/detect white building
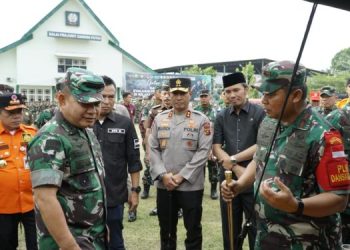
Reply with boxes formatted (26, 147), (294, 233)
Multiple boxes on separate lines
(0, 0), (153, 102)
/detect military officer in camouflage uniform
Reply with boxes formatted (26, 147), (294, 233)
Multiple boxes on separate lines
(313, 85), (337, 116)
(27, 68), (108, 250)
(149, 78), (213, 249)
(140, 85), (162, 199)
(194, 89), (219, 199)
(34, 82), (64, 129)
(221, 61), (350, 249)
(326, 101), (350, 244)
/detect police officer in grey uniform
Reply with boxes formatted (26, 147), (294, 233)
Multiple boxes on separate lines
(149, 78), (213, 250)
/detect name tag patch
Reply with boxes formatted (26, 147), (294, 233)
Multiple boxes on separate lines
(108, 128), (125, 134)
(134, 139), (140, 149)
(328, 162), (350, 187)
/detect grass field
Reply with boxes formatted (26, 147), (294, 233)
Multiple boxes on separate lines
(19, 124), (249, 250)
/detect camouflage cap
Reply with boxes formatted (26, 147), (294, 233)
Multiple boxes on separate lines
(320, 86), (336, 97)
(161, 84), (170, 92)
(199, 89), (210, 96)
(154, 83), (162, 91)
(62, 67), (105, 103)
(258, 60), (307, 94)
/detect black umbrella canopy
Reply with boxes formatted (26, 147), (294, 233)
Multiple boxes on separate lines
(304, 0), (350, 11)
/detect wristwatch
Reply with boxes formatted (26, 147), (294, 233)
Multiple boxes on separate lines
(230, 155), (237, 166)
(131, 186), (141, 194)
(293, 197), (304, 216)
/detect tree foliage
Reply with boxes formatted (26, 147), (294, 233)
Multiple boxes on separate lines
(331, 47), (350, 73)
(235, 62), (260, 98)
(182, 65), (217, 77)
(307, 72), (350, 93)
(308, 47), (350, 94)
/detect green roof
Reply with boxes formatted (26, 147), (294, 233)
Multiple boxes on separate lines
(0, 0), (153, 72)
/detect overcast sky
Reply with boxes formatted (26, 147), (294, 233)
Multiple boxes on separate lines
(0, 0), (349, 71)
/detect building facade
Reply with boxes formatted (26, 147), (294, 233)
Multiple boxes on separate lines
(0, 0), (153, 101)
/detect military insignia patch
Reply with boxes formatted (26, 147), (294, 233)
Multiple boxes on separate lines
(0, 159), (7, 168)
(203, 122), (211, 136)
(317, 130), (350, 191)
(134, 139), (140, 149)
(0, 143), (9, 150)
(22, 133), (33, 143)
(188, 119), (195, 128)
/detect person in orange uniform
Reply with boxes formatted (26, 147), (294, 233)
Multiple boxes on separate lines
(0, 93), (37, 250)
(336, 79), (350, 108)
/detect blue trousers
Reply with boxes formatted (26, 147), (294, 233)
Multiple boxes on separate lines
(107, 205), (125, 250)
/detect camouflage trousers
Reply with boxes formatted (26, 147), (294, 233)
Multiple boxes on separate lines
(342, 212), (350, 244)
(206, 160), (219, 184)
(142, 163), (153, 186)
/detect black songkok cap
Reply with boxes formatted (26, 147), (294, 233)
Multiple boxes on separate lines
(222, 72), (246, 89)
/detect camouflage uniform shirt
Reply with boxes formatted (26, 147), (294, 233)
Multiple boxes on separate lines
(28, 111), (107, 250)
(34, 107), (57, 129)
(327, 103), (350, 216)
(312, 105), (337, 117)
(194, 104), (216, 122)
(254, 106), (350, 250)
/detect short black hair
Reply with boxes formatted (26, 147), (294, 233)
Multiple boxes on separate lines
(102, 75), (116, 89)
(122, 92), (131, 99)
(283, 83), (308, 101)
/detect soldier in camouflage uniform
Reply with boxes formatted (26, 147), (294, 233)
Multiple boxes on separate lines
(139, 85), (162, 199)
(33, 107), (57, 128)
(144, 85), (173, 216)
(27, 67), (108, 250)
(135, 98), (143, 124)
(313, 85), (337, 116)
(326, 101), (350, 244)
(194, 89), (219, 199)
(221, 61), (350, 249)
(34, 82), (64, 129)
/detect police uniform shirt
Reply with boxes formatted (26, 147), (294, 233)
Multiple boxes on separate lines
(149, 109), (213, 191)
(93, 111), (142, 207)
(213, 101), (265, 167)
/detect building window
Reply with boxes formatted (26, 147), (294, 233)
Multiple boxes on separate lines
(58, 58), (87, 73)
(19, 87), (52, 102)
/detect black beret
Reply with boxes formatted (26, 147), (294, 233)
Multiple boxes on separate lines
(222, 72), (246, 89)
